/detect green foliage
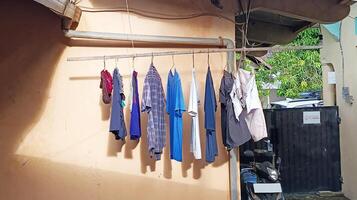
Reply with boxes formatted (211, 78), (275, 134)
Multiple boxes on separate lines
(254, 28), (322, 98)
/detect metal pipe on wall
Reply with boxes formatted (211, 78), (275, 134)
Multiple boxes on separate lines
(64, 29), (239, 200)
(64, 30), (236, 72)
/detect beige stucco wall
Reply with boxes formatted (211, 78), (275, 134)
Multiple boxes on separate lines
(321, 5), (357, 199)
(0, 0), (236, 200)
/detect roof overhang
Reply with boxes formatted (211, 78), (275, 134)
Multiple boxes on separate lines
(32, 0), (354, 47)
(234, 0), (354, 51)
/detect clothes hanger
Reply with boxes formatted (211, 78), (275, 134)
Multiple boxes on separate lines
(103, 56), (106, 70)
(132, 56), (136, 71)
(151, 52), (154, 66)
(207, 49), (210, 67)
(224, 54), (229, 71)
(115, 57), (118, 69)
(170, 54), (176, 75)
(192, 50), (195, 69)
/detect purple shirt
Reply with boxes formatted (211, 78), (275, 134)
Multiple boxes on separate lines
(130, 70), (141, 140)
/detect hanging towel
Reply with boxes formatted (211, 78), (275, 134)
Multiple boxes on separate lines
(188, 68), (202, 160)
(100, 69), (113, 104)
(109, 68), (127, 140)
(129, 70), (141, 140)
(204, 67), (218, 163)
(167, 69), (186, 162)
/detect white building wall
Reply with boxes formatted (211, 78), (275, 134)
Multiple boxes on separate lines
(321, 5), (357, 199)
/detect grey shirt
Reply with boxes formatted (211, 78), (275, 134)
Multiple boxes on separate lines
(219, 71), (251, 149)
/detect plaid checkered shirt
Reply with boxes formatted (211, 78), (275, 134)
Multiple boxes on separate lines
(141, 65), (166, 160)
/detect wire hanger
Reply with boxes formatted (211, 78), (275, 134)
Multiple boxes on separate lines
(132, 56), (136, 71)
(224, 54), (229, 71)
(115, 58), (119, 69)
(151, 52), (154, 65)
(192, 51), (195, 69)
(103, 56), (106, 70)
(170, 54), (176, 75)
(207, 49), (210, 67)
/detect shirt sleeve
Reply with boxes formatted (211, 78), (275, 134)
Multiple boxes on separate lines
(245, 75), (262, 113)
(211, 74), (217, 112)
(195, 71), (200, 105)
(175, 78), (186, 117)
(219, 76), (226, 105)
(188, 74), (198, 117)
(141, 77), (152, 113)
(128, 72), (134, 111)
(204, 71), (210, 112)
(166, 75), (170, 114)
(204, 69), (216, 112)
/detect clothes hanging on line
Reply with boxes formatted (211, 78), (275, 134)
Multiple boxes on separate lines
(188, 68), (202, 160)
(166, 69), (186, 162)
(231, 69), (267, 142)
(219, 70), (251, 149)
(109, 68), (127, 140)
(129, 70), (141, 140)
(104, 60), (268, 162)
(204, 66), (218, 163)
(100, 69), (113, 104)
(141, 64), (166, 160)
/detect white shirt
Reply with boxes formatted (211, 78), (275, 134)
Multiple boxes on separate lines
(230, 69), (268, 142)
(188, 69), (202, 159)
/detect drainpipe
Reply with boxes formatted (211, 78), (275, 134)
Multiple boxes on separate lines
(64, 30), (238, 200)
(222, 38), (239, 200)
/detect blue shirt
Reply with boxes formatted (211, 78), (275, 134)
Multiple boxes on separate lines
(129, 70), (141, 140)
(204, 67), (218, 163)
(166, 70), (185, 162)
(110, 68), (127, 140)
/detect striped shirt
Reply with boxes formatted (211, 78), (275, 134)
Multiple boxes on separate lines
(141, 65), (166, 160)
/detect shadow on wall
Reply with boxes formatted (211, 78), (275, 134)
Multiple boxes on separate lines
(0, 0), (65, 160)
(0, 0), (67, 197)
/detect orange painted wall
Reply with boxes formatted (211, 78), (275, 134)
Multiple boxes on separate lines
(0, 0), (236, 199)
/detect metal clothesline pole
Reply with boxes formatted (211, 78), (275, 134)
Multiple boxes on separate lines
(66, 46), (322, 62)
(64, 29), (321, 200)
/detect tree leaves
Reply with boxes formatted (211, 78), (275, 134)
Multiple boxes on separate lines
(255, 28), (322, 98)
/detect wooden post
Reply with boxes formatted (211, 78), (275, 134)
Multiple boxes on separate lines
(32, 0), (82, 30)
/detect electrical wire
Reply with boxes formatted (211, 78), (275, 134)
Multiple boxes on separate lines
(338, 21), (345, 87)
(125, 0), (135, 49)
(78, 5), (236, 24)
